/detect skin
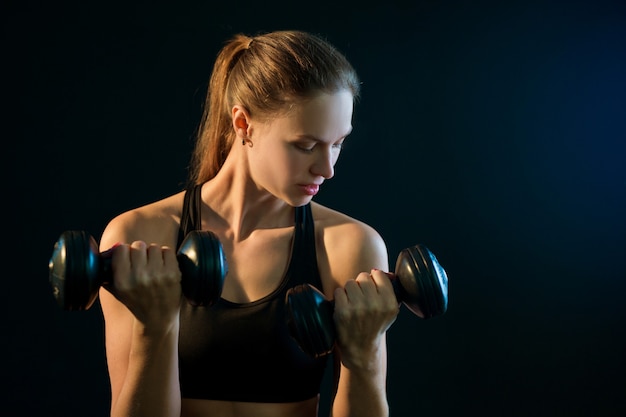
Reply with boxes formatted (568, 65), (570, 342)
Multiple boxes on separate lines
(98, 90), (400, 417)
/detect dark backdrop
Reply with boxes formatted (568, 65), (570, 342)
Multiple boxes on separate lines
(4, 0), (625, 416)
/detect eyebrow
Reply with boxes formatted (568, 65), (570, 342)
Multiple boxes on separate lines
(296, 127), (353, 143)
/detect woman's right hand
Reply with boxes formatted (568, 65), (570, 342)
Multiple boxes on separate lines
(106, 241), (183, 329)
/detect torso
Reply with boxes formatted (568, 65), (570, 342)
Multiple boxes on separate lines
(177, 184), (329, 406)
(111, 186), (380, 416)
(181, 397), (319, 417)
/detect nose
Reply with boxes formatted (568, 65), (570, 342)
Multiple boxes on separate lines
(310, 147), (335, 180)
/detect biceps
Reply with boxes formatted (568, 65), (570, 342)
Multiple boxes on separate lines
(324, 228), (389, 293)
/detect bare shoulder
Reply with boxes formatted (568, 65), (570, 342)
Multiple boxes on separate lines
(99, 190), (186, 251)
(311, 202), (389, 293)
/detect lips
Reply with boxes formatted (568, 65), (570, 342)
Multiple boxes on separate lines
(301, 184), (320, 196)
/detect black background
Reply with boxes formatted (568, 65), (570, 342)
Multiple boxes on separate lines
(3, 0), (625, 416)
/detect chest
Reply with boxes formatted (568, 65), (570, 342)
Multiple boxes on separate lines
(218, 227), (295, 303)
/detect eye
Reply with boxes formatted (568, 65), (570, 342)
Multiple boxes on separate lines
(294, 142), (316, 153)
(332, 142), (345, 151)
(291, 138), (346, 154)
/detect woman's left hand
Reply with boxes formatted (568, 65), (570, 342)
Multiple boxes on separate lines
(332, 269), (400, 370)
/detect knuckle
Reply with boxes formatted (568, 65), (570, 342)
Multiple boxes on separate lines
(130, 240), (146, 249)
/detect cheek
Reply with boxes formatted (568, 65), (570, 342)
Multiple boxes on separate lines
(255, 147), (300, 180)
(276, 156), (308, 184)
(285, 154), (306, 173)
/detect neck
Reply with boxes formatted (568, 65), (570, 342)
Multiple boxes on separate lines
(200, 152), (295, 242)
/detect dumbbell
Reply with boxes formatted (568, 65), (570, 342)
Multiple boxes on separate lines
(285, 244), (448, 358)
(48, 230), (228, 311)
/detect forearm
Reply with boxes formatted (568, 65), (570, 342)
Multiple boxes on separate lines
(111, 323), (181, 417)
(331, 347), (389, 417)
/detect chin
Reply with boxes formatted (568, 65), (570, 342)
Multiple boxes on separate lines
(284, 195), (313, 208)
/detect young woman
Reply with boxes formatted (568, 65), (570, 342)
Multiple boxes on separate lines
(98, 30), (400, 417)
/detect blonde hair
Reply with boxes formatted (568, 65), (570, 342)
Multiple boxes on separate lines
(188, 30), (361, 185)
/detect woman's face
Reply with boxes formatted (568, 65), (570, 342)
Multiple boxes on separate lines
(247, 90), (354, 207)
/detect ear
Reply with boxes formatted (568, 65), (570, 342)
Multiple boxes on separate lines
(232, 105), (252, 139)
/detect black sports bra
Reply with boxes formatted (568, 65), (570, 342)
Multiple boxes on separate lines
(177, 184), (329, 403)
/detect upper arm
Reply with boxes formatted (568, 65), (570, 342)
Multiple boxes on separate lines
(98, 212), (140, 404)
(97, 205), (179, 405)
(313, 208), (392, 411)
(316, 213), (389, 298)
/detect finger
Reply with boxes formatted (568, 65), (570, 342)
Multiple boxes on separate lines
(344, 273), (372, 301)
(370, 269), (400, 308)
(162, 245), (182, 284)
(129, 240), (148, 262)
(110, 243), (129, 271)
(353, 272), (379, 298)
(103, 243), (132, 293)
(129, 241), (148, 283)
(333, 286), (348, 308)
(146, 243), (165, 278)
(162, 245), (179, 270)
(369, 269), (394, 292)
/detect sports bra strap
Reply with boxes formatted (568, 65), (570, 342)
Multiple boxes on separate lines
(177, 183), (203, 249)
(292, 203), (320, 282)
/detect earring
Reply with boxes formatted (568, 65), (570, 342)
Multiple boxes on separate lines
(242, 139), (246, 145)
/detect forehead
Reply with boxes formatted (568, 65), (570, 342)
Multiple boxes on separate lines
(270, 90), (354, 140)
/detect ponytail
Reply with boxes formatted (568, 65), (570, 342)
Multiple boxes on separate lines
(189, 35), (251, 185)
